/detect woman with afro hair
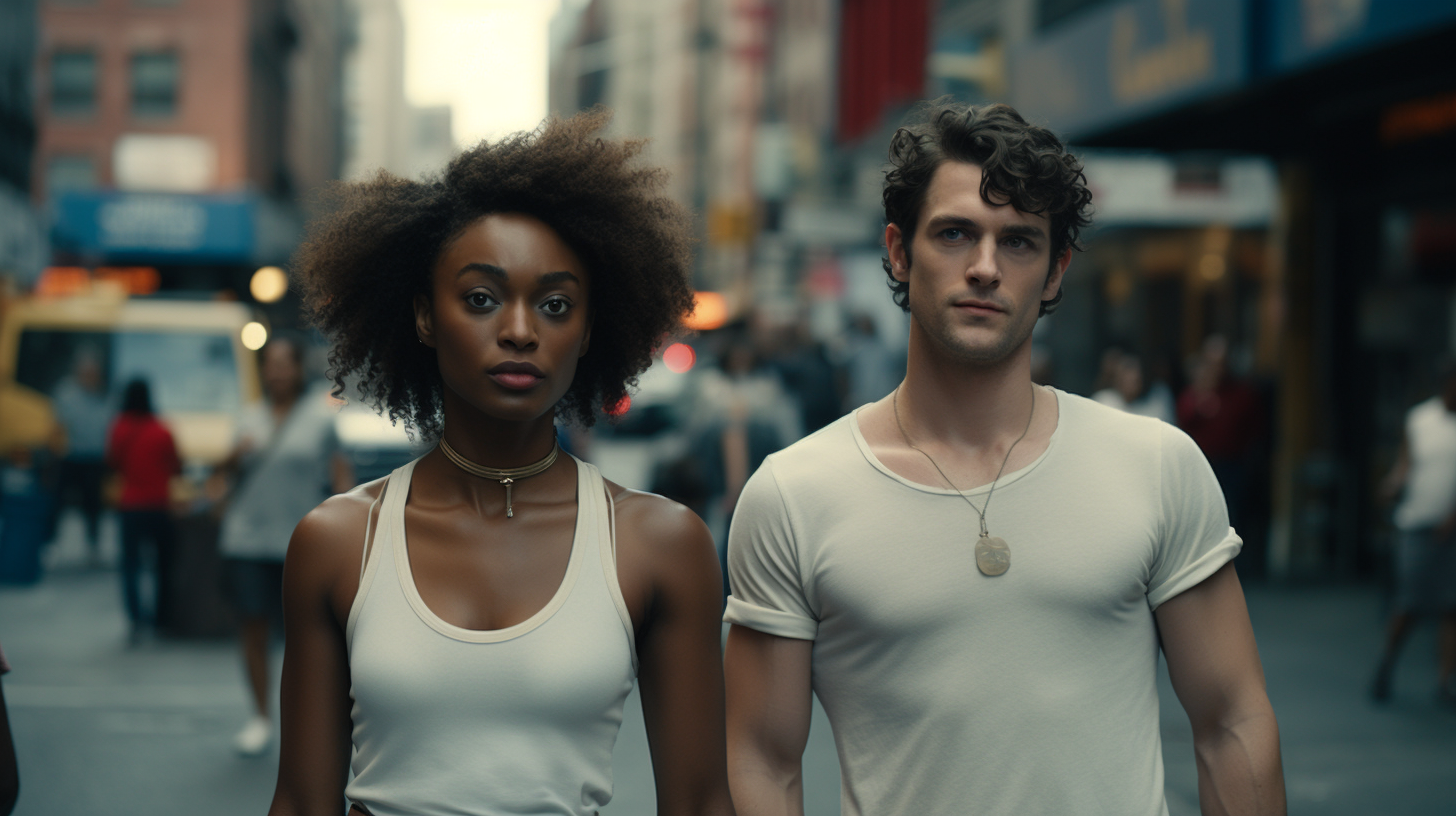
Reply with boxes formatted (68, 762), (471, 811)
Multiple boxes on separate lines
(267, 110), (735, 816)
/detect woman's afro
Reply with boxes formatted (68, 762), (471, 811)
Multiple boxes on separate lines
(296, 109), (696, 436)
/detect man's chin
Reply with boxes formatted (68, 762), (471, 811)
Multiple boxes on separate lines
(932, 326), (1033, 367)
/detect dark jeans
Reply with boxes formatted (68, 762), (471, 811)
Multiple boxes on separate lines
(119, 510), (175, 627)
(55, 458), (106, 549)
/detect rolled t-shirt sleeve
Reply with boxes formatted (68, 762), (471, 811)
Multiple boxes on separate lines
(723, 459), (818, 640)
(1147, 424), (1243, 609)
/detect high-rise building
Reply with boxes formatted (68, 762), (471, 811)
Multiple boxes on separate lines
(340, 0), (459, 182)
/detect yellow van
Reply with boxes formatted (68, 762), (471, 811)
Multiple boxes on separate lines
(0, 286), (262, 467)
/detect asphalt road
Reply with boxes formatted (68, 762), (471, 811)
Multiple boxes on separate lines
(2, 512), (1453, 815)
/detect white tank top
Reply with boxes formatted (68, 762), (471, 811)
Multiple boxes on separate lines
(344, 455), (638, 816)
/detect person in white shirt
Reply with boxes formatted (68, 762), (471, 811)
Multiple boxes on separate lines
(1371, 362), (1456, 706)
(1092, 347), (1177, 424)
(723, 101), (1285, 816)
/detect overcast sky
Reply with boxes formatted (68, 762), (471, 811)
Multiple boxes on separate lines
(399, 0), (561, 148)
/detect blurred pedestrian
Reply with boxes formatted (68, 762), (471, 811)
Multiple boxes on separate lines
(0, 448), (50, 586)
(840, 312), (900, 411)
(271, 111), (733, 816)
(50, 350), (112, 565)
(1177, 335), (1264, 530)
(768, 320), (841, 435)
(723, 101), (1284, 814)
(1093, 349), (1175, 423)
(106, 379), (181, 644)
(696, 336), (798, 517)
(0, 641), (15, 816)
(217, 335), (353, 756)
(1370, 362), (1456, 706)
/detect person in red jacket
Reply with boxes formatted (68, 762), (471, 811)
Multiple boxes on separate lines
(106, 379), (181, 643)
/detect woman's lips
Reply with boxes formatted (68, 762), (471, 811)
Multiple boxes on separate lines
(489, 371), (543, 390)
(487, 362), (545, 390)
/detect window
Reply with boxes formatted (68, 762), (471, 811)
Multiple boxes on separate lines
(130, 52), (178, 118)
(50, 50), (97, 116)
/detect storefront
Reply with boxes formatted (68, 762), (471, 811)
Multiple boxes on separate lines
(1009, 0), (1456, 578)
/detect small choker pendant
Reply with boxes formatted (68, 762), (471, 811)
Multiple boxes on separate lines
(437, 437), (559, 518)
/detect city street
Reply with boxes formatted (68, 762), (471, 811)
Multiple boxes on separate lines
(1, 514), (1454, 815)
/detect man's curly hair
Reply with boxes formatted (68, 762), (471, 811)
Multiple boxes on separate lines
(295, 109), (695, 436)
(882, 101), (1093, 316)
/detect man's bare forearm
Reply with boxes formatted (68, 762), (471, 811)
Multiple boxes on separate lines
(727, 757), (805, 816)
(1192, 708), (1286, 816)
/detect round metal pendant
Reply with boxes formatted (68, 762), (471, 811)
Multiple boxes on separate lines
(975, 536), (1010, 576)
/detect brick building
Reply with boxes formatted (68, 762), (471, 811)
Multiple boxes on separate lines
(32, 0), (346, 292)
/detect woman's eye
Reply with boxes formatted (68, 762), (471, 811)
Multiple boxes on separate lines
(465, 292), (496, 309)
(542, 298), (571, 316)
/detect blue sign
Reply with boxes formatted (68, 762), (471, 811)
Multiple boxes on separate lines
(52, 191), (256, 263)
(1008, 0), (1246, 140)
(1266, 0), (1456, 74)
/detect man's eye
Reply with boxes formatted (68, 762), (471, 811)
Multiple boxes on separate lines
(1005, 236), (1027, 248)
(542, 298), (570, 316)
(941, 228), (964, 241)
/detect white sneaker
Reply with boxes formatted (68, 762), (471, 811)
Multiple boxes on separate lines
(233, 715), (273, 757)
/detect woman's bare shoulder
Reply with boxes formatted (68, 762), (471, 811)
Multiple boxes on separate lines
(604, 480), (715, 564)
(287, 476), (391, 576)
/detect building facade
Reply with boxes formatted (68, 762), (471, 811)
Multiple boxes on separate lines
(1004, 0), (1456, 578)
(33, 0), (346, 296)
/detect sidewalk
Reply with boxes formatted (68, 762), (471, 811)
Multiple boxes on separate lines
(1169, 580), (1456, 816)
(2, 513), (1453, 814)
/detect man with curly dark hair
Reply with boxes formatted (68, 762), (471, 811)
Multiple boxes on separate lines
(724, 101), (1286, 815)
(267, 110), (735, 816)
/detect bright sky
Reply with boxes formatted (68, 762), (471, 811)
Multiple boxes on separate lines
(400, 0), (561, 148)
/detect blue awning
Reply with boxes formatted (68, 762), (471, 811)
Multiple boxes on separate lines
(51, 191), (297, 265)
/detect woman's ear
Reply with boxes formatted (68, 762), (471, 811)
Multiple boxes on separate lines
(578, 316), (591, 359)
(413, 294), (436, 348)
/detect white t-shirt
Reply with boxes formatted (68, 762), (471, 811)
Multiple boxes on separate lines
(1394, 397), (1456, 531)
(219, 387), (341, 560)
(725, 390), (1240, 816)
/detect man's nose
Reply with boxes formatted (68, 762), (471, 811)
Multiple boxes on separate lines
(965, 241), (1001, 287)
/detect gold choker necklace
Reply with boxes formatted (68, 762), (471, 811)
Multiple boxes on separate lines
(437, 437), (560, 519)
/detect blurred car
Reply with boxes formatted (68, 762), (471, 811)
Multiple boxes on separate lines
(333, 400), (429, 485)
(587, 350), (701, 492)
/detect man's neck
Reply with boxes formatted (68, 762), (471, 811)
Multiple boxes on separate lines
(898, 329), (1037, 449)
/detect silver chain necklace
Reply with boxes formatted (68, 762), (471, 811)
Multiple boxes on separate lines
(892, 385), (1035, 576)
